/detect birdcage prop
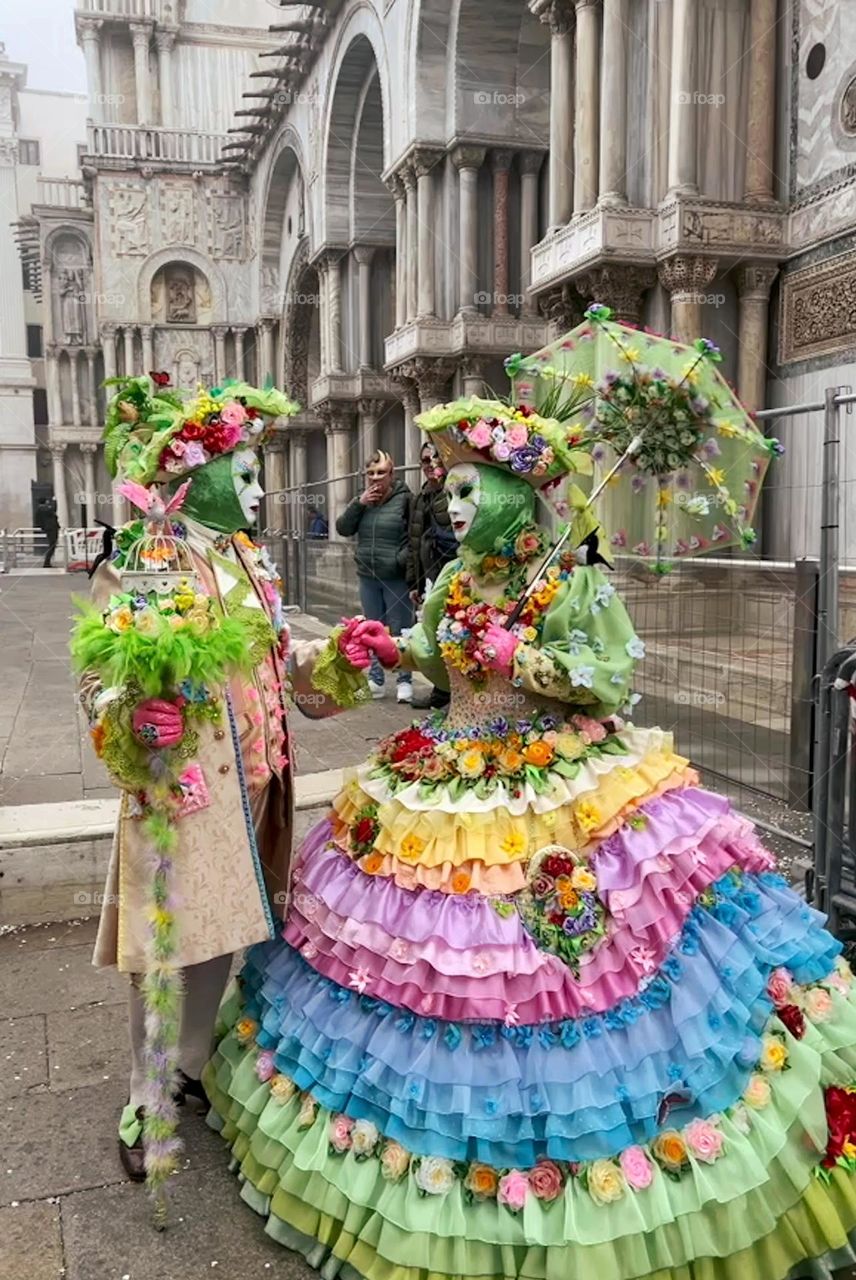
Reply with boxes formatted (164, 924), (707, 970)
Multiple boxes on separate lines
(120, 518), (200, 599)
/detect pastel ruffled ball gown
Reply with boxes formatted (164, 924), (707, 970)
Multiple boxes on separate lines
(203, 562), (856, 1280)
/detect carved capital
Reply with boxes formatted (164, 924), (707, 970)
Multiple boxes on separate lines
(538, 282), (584, 332)
(576, 264), (656, 325)
(154, 27), (177, 53)
(736, 263), (779, 302)
(257, 316), (275, 335)
(138, 324), (153, 338)
(99, 321), (118, 342)
(50, 443), (67, 460)
(384, 171), (405, 201)
(491, 149), (514, 174)
(451, 145), (487, 173)
(394, 356), (455, 406)
(529, 0), (574, 36)
(411, 147), (445, 180)
(357, 397), (387, 420)
(210, 324), (230, 340)
(80, 442), (99, 455)
(76, 16), (103, 41)
(400, 163), (417, 193)
(129, 21), (153, 46)
(317, 400), (354, 434)
(519, 150), (545, 177)
(353, 245), (375, 267)
(657, 255), (718, 300)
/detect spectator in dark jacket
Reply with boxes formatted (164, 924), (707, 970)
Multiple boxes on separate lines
(407, 443), (457, 709)
(335, 450), (414, 702)
(36, 497), (60, 568)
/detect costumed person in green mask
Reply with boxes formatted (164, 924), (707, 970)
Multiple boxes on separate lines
(199, 393), (856, 1280)
(77, 373), (375, 1184)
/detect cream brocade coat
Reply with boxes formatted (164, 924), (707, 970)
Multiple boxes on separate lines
(86, 536), (340, 974)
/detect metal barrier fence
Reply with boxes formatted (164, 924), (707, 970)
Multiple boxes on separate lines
(812, 647), (856, 935)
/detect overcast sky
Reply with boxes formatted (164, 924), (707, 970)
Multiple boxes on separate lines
(5, 0), (87, 94)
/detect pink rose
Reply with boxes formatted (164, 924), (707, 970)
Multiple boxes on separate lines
(805, 986), (834, 1023)
(497, 1169), (530, 1211)
(528, 1159), (563, 1202)
(766, 967), (794, 1008)
(255, 1049), (276, 1082)
(217, 422), (245, 450)
(329, 1114), (354, 1153)
(182, 441), (208, 469)
(619, 1145), (654, 1190)
(506, 424), (529, 448)
(492, 442), (512, 460)
(684, 1118), (724, 1164)
(219, 400), (248, 427)
(572, 715), (607, 744)
(467, 421), (492, 448)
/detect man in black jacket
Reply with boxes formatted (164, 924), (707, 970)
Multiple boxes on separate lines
(336, 450), (414, 702)
(406, 443), (456, 709)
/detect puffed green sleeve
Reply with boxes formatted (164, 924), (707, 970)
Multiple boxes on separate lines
(511, 566), (640, 717)
(394, 558), (459, 691)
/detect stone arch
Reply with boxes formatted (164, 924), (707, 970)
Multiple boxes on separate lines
(136, 246), (226, 321)
(408, 0), (455, 141)
(256, 124), (309, 311)
(451, 0), (550, 143)
(281, 236), (320, 405)
(321, 11), (392, 244)
(351, 67), (394, 243)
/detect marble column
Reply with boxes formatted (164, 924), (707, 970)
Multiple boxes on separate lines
(532, 0), (574, 226)
(598, 0), (628, 205)
(323, 406), (353, 542)
(77, 19), (104, 123)
(658, 256), (718, 343)
(233, 326), (246, 380)
(257, 318), (275, 382)
(460, 357), (486, 398)
(736, 264), (778, 412)
(155, 28), (176, 128)
(291, 429), (308, 489)
(491, 150), (513, 315)
(50, 443), (70, 529)
(354, 247), (374, 369)
(316, 257), (329, 371)
(326, 252), (343, 372)
(100, 322), (117, 380)
(264, 438), (286, 529)
(357, 397), (384, 467)
(84, 346), (97, 423)
(400, 381), (423, 472)
(139, 324), (153, 373)
(743, 0), (778, 204)
(452, 145), (485, 314)
(69, 350), (82, 428)
(414, 150), (439, 319)
(388, 174), (407, 329)
(211, 325), (228, 382)
(81, 443), (97, 526)
(574, 0), (601, 213)
(130, 23), (153, 127)
(667, 0), (698, 194)
(519, 152), (543, 314)
(45, 343), (62, 426)
(403, 165), (418, 323)
(575, 264), (656, 324)
(122, 325), (135, 377)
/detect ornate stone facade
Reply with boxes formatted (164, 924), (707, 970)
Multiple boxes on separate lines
(780, 251), (856, 365)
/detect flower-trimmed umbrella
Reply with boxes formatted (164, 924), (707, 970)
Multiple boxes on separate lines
(506, 305), (781, 573)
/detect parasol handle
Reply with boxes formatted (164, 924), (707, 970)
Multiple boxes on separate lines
(503, 434), (644, 630)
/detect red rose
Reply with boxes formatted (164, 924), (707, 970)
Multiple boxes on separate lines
(179, 421), (205, 440)
(543, 855), (573, 877)
(245, 406), (261, 419)
(391, 729), (433, 764)
(149, 370), (171, 386)
(778, 1004), (806, 1039)
(353, 818), (377, 847)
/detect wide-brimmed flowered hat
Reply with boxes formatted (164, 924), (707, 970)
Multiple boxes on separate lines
(103, 372), (300, 486)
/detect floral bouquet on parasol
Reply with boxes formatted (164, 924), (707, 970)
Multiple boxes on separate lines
(505, 304), (782, 572)
(69, 480), (254, 1224)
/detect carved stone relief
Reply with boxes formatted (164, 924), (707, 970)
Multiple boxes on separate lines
(153, 327), (214, 389)
(208, 192), (244, 259)
(779, 251), (856, 364)
(110, 183), (149, 256)
(150, 264), (213, 326)
(159, 182), (195, 245)
(50, 233), (92, 345)
(841, 77), (856, 137)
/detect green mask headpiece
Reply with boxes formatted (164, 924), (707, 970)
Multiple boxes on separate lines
(171, 449), (261, 535)
(452, 465), (541, 575)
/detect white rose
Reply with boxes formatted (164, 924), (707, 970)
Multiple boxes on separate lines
(414, 1156), (456, 1196)
(351, 1119), (380, 1158)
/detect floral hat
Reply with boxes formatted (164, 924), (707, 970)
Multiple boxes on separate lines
(103, 372), (300, 486)
(414, 397), (593, 491)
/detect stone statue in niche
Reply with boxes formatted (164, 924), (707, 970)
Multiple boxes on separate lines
(841, 78), (856, 136)
(57, 267), (87, 344)
(167, 270), (196, 323)
(174, 348), (201, 389)
(112, 186), (149, 256)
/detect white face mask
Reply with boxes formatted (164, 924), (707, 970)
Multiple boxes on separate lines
(445, 463), (481, 542)
(231, 447), (264, 526)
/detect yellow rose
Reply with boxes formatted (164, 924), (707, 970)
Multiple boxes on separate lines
(497, 749), (525, 775)
(235, 1017), (258, 1046)
(270, 1074), (297, 1104)
(743, 1073), (772, 1109)
(587, 1158), (626, 1205)
(652, 1130), (688, 1172)
(571, 866), (597, 892)
(458, 749), (485, 778)
(575, 799), (603, 834)
(524, 741), (554, 768)
(134, 607), (160, 637)
(759, 1034), (788, 1073)
(109, 606), (133, 633)
(500, 831), (526, 857)
(556, 733), (584, 761)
